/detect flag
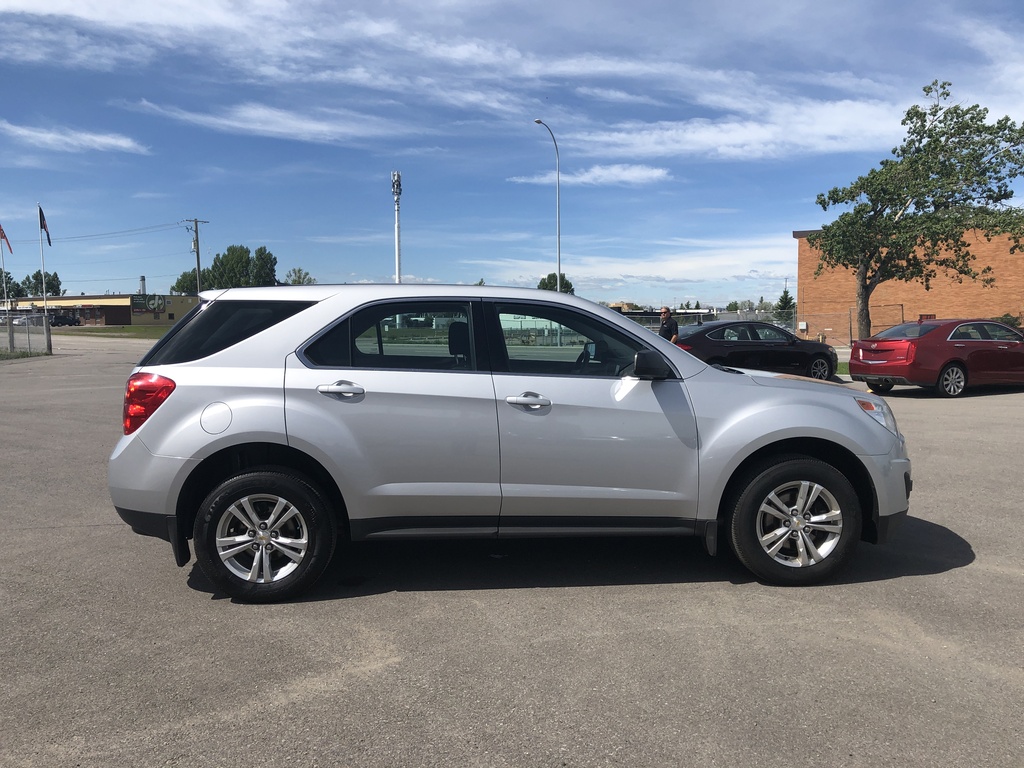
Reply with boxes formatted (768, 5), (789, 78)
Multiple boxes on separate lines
(39, 206), (51, 246)
(0, 222), (11, 254)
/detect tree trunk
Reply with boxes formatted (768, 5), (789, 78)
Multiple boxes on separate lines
(855, 263), (874, 340)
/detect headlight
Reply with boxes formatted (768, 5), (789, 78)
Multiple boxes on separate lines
(855, 396), (899, 435)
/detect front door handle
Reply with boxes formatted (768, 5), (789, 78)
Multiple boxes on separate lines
(505, 392), (552, 409)
(317, 381), (365, 397)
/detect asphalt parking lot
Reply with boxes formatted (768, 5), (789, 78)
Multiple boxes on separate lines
(2, 334), (1021, 767)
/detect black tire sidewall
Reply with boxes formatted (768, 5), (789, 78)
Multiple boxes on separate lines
(194, 471), (337, 602)
(729, 457), (862, 585)
(808, 355), (832, 379)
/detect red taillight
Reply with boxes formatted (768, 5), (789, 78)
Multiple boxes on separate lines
(123, 373), (176, 435)
(677, 343), (692, 351)
(906, 340), (916, 364)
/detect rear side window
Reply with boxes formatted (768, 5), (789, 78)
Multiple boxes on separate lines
(141, 300), (314, 365)
(303, 301), (476, 371)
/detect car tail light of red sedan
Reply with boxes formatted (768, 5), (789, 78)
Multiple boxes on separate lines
(123, 373), (176, 434)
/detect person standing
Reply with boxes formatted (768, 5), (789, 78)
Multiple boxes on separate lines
(658, 307), (678, 344)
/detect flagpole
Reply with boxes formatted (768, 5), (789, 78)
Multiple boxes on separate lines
(0, 226), (8, 312)
(38, 203), (48, 318)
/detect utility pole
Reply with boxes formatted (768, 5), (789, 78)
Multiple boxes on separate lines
(392, 172), (402, 284)
(186, 218), (209, 293)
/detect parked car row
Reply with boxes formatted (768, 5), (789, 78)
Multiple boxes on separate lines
(850, 318), (1024, 397)
(674, 320), (839, 380)
(1, 313), (81, 326)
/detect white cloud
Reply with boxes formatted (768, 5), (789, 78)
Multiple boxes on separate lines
(0, 119), (149, 154)
(129, 100), (418, 143)
(509, 164), (671, 186)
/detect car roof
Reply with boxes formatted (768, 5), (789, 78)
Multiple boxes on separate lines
(200, 283), (585, 304)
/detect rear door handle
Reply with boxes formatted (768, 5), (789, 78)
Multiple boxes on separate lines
(505, 392), (552, 409)
(317, 381), (365, 397)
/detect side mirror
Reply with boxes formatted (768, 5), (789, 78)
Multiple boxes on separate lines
(634, 349), (673, 380)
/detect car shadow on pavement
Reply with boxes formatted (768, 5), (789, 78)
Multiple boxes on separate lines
(185, 515), (973, 602)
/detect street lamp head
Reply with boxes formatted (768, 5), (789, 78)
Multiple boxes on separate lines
(534, 119), (543, 124)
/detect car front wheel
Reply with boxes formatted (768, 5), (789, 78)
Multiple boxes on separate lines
(193, 470), (337, 602)
(728, 456), (862, 585)
(936, 363), (967, 397)
(866, 380), (894, 394)
(807, 355), (833, 380)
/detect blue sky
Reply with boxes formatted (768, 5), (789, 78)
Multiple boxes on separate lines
(1, 0), (1023, 308)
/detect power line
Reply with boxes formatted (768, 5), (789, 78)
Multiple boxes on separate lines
(5, 222), (186, 246)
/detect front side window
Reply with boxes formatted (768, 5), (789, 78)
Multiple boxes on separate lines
(753, 325), (789, 342)
(304, 301), (476, 371)
(981, 323), (1023, 342)
(492, 303), (643, 376)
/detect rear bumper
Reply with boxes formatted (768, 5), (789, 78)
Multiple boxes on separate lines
(114, 506), (191, 567)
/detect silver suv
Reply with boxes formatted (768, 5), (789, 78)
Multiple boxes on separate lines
(108, 285), (911, 602)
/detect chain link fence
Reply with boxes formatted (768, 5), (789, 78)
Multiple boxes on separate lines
(2, 315), (53, 354)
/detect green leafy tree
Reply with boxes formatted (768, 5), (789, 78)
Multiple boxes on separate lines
(284, 267), (317, 285)
(170, 269), (201, 294)
(474, 278), (486, 286)
(249, 246), (278, 286)
(172, 245), (280, 293)
(207, 245), (253, 289)
(21, 270), (62, 297)
(774, 287), (796, 323)
(809, 81), (1024, 338)
(726, 300), (740, 312)
(537, 272), (574, 294)
(2, 269), (27, 300)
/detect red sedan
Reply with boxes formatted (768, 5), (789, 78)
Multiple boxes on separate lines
(850, 319), (1024, 397)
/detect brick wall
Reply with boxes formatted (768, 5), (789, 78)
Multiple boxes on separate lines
(795, 231), (1024, 344)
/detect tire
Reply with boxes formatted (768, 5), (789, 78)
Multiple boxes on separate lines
(728, 456), (862, 585)
(866, 380), (894, 394)
(807, 355), (833, 380)
(193, 470), (337, 602)
(935, 363), (967, 398)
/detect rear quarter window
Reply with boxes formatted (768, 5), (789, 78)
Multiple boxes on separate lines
(140, 300), (314, 365)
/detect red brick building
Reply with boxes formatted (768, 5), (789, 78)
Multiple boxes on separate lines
(794, 230), (1024, 344)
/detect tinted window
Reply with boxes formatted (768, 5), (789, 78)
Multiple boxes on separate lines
(305, 301), (476, 371)
(677, 323), (708, 339)
(981, 323), (1023, 342)
(874, 323), (940, 339)
(753, 325), (790, 341)
(949, 324), (986, 341)
(141, 300), (314, 365)
(493, 303), (643, 376)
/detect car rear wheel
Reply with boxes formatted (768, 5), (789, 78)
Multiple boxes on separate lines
(936, 363), (967, 397)
(193, 470), (337, 602)
(728, 456), (861, 585)
(866, 380), (894, 394)
(807, 355), (833, 380)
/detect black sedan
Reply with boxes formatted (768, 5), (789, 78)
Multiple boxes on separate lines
(675, 321), (838, 380)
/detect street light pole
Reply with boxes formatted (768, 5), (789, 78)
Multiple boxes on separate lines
(534, 119), (560, 294)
